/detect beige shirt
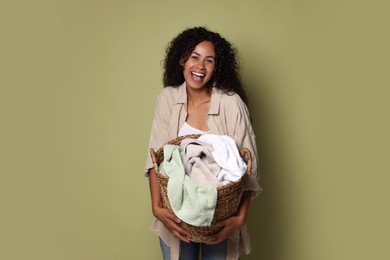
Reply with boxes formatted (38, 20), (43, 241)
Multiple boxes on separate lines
(144, 82), (262, 260)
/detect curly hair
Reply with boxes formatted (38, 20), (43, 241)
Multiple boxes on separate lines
(163, 27), (248, 105)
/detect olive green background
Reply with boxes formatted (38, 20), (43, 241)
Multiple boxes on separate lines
(1, 0), (389, 259)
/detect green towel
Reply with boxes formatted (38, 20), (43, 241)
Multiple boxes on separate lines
(159, 144), (217, 227)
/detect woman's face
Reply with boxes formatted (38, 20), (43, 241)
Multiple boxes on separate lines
(182, 41), (216, 91)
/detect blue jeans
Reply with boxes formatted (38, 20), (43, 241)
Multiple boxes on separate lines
(159, 238), (227, 260)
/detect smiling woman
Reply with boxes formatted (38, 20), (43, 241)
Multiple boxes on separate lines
(182, 41), (216, 131)
(181, 41), (216, 91)
(144, 27), (262, 260)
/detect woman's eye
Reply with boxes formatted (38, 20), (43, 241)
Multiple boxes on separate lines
(191, 56), (199, 60)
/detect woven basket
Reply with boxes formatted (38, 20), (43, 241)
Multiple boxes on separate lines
(150, 134), (252, 243)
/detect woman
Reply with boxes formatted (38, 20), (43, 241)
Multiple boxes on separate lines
(144, 27), (262, 260)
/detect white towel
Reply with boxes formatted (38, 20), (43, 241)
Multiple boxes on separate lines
(198, 134), (247, 183)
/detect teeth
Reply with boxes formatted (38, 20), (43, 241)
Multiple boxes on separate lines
(192, 72), (204, 77)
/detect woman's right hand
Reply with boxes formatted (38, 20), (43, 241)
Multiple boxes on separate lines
(153, 206), (191, 243)
(148, 167), (191, 243)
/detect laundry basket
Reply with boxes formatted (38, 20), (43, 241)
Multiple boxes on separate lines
(150, 134), (252, 243)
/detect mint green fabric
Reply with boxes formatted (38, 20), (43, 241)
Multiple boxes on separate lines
(159, 144), (217, 227)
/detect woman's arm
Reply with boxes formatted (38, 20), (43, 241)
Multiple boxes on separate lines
(148, 168), (191, 243)
(204, 94), (260, 244)
(204, 190), (252, 244)
(225, 94), (262, 196)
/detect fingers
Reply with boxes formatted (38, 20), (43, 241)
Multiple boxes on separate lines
(158, 209), (191, 242)
(172, 230), (191, 243)
(169, 222), (191, 240)
(166, 211), (182, 225)
(169, 223), (191, 243)
(165, 212), (190, 235)
(204, 228), (225, 245)
(206, 232), (230, 245)
(205, 227), (228, 245)
(212, 220), (226, 229)
(206, 237), (224, 245)
(204, 217), (241, 245)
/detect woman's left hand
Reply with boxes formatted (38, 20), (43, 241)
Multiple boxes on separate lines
(205, 191), (253, 244)
(204, 215), (245, 245)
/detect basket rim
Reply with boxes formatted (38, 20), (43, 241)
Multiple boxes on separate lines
(150, 134), (252, 177)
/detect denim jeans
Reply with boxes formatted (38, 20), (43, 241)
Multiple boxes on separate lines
(159, 238), (227, 260)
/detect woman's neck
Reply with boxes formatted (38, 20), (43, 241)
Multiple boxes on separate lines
(186, 86), (212, 106)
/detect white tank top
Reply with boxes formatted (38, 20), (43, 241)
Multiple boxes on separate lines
(178, 122), (209, 136)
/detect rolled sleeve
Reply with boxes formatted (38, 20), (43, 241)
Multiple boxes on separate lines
(144, 89), (173, 176)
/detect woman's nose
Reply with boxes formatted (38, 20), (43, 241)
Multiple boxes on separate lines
(197, 59), (206, 69)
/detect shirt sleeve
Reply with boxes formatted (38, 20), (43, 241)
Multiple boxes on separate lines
(144, 88), (173, 176)
(225, 95), (263, 198)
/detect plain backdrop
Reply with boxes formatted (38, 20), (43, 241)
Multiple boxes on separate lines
(1, 0), (389, 259)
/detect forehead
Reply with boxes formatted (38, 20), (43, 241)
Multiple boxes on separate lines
(192, 41), (215, 56)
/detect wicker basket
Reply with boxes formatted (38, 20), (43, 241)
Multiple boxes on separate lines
(150, 134), (252, 243)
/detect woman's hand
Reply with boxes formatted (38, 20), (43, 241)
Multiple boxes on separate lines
(204, 215), (245, 244)
(148, 167), (191, 243)
(205, 190), (253, 245)
(153, 206), (191, 243)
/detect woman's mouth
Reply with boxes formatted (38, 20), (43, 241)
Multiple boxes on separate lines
(191, 72), (205, 82)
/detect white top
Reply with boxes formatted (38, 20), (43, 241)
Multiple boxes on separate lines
(178, 122), (209, 136)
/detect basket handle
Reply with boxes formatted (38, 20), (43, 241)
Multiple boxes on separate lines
(239, 148), (252, 176)
(149, 148), (159, 172)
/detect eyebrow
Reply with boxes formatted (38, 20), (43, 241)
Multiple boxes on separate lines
(192, 51), (215, 60)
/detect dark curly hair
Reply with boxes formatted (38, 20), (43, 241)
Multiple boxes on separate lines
(163, 27), (248, 105)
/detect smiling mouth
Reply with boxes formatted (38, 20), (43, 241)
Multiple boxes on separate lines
(191, 72), (205, 78)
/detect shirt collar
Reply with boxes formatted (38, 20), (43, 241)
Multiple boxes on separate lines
(174, 82), (187, 104)
(208, 87), (221, 115)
